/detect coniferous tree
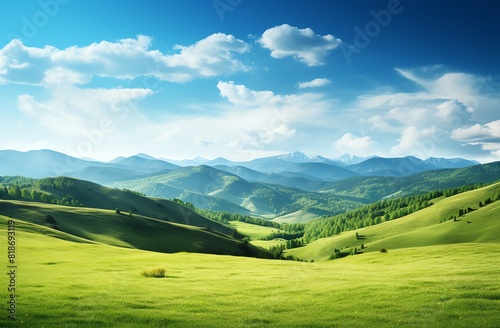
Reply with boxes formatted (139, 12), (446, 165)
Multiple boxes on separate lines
(8, 185), (21, 197)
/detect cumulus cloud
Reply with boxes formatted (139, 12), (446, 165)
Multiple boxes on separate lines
(43, 67), (92, 86)
(0, 34), (250, 86)
(334, 133), (376, 156)
(0, 39), (53, 85)
(435, 99), (473, 123)
(258, 24), (341, 66)
(298, 78), (331, 89)
(152, 81), (328, 160)
(216, 81), (317, 150)
(217, 81), (285, 107)
(391, 126), (437, 156)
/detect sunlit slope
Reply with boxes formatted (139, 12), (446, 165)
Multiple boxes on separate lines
(31, 177), (234, 235)
(0, 202), (272, 258)
(1, 215), (499, 327)
(272, 209), (321, 223)
(288, 182), (500, 261)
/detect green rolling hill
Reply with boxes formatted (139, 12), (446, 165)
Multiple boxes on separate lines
(6, 176), (235, 236)
(321, 161), (500, 201)
(287, 182), (500, 261)
(112, 165), (367, 218)
(0, 199), (272, 258)
(0, 176), (275, 258)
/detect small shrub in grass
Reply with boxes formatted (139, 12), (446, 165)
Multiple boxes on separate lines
(380, 248), (388, 253)
(141, 267), (166, 278)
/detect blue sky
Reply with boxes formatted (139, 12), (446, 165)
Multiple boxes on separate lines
(0, 0), (499, 162)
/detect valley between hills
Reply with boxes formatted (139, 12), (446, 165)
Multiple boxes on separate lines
(1, 149), (499, 327)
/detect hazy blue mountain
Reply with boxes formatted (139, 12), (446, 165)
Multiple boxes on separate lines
(333, 154), (368, 165)
(109, 156), (126, 163)
(214, 165), (331, 191)
(162, 156), (209, 166)
(346, 156), (479, 177)
(424, 157), (480, 168)
(112, 155), (179, 173)
(322, 161), (500, 201)
(0, 149), (105, 178)
(275, 162), (359, 181)
(112, 165), (366, 217)
(67, 166), (145, 184)
(309, 155), (342, 165)
(276, 151), (313, 163)
(347, 156), (439, 176)
(0, 150), (178, 182)
(205, 157), (237, 166)
(134, 153), (158, 160)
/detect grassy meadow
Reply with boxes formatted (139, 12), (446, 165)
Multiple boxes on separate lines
(228, 220), (280, 240)
(288, 182), (500, 261)
(228, 220), (286, 249)
(2, 215), (499, 327)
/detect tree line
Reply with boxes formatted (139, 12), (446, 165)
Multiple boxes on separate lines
(0, 177), (82, 206)
(303, 183), (490, 243)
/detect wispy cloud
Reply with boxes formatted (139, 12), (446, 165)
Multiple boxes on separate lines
(451, 120), (500, 158)
(258, 24), (341, 66)
(355, 68), (499, 160)
(298, 78), (331, 89)
(17, 86), (153, 136)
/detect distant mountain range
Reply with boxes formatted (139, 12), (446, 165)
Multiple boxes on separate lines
(0, 149), (480, 180)
(1, 149), (492, 221)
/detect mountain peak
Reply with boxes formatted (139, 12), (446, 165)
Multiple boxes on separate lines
(335, 154), (368, 165)
(135, 153), (157, 160)
(277, 151), (311, 162)
(193, 156), (208, 163)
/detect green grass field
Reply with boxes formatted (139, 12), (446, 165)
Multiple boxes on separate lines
(1, 182), (499, 326)
(228, 220), (287, 250)
(250, 238), (287, 249)
(272, 209), (320, 224)
(1, 217), (499, 327)
(228, 220), (280, 240)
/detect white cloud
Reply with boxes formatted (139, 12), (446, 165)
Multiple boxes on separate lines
(18, 86), (153, 136)
(391, 126), (437, 156)
(435, 99), (473, 123)
(394, 68), (481, 106)
(450, 119), (500, 159)
(350, 68), (500, 160)
(217, 81), (280, 106)
(0, 34), (250, 86)
(194, 137), (215, 147)
(258, 24), (341, 66)
(43, 67), (92, 86)
(298, 78), (331, 89)
(145, 82), (330, 161)
(334, 133), (376, 156)
(451, 120), (500, 142)
(0, 39), (54, 85)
